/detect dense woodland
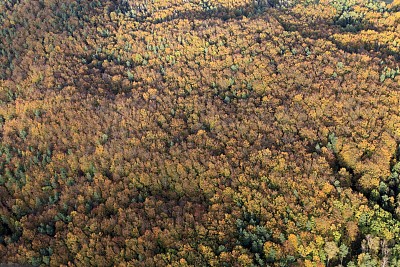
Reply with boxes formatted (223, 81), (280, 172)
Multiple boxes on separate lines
(0, 0), (400, 266)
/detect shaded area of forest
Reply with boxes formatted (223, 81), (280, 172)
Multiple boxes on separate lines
(1, 0), (400, 266)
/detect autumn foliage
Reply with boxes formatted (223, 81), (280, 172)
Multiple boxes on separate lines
(0, 0), (400, 266)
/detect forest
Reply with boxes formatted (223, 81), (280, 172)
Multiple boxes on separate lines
(0, 0), (400, 266)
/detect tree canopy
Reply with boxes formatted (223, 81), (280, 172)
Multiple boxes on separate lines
(0, 0), (400, 266)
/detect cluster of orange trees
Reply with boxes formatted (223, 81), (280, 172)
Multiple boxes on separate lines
(1, 0), (400, 266)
